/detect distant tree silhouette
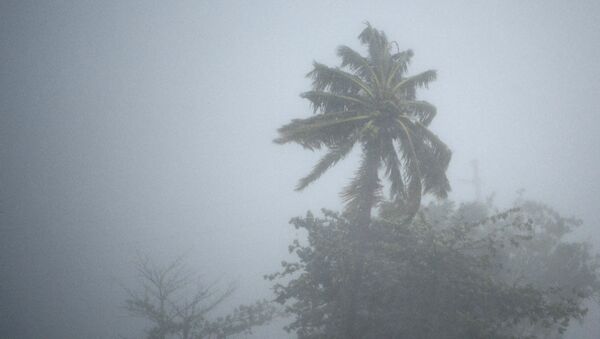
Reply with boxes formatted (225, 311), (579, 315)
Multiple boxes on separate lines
(125, 256), (276, 339)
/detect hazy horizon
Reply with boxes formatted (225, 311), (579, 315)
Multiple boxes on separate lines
(2, 1), (600, 338)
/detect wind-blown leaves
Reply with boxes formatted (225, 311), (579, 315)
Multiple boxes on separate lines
(275, 113), (370, 150)
(381, 137), (405, 201)
(337, 45), (377, 82)
(340, 144), (382, 215)
(406, 119), (451, 198)
(391, 70), (437, 93)
(270, 201), (599, 338)
(399, 100), (437, 125)
(394, 118), (423, 217)
(358, 23), (391, 72)
(276, 23), (451, 220)
(308, 63), (374, 98)
(296, 132), (359, 190)
(301, 91), (369, 113)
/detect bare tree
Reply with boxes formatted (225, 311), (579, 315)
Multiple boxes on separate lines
(124, 256), (276, 339)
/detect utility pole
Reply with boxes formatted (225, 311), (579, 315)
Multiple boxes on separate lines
(471, 159), (482, 202)
(460, 159), (482, 202)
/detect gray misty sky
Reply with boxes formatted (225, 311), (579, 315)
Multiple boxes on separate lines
(1, 1), (600, 338)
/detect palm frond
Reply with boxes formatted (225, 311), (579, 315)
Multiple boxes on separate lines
(393, 118), (423, 218)
(274, 113), (370, 150)
(397, 100), (437, 126)
(391, 49), (414, 65)
(386, 49), (414, 86)
(301, 90), (369, 114)
(381, 137), (406, 201)
(358, 23), (390, 62)
(296, 133), (359, 191)
(276, 23), (450, 223)
(308, 62), (375, 98)
(336, 45), (380, 87)
(341, 143), (382, 214)
(408, 120), (452, 198)
(391, 70), (437, 93)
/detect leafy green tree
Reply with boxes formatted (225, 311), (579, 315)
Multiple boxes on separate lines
(269, 200), (599, 338)
(275, 23), (451, 223)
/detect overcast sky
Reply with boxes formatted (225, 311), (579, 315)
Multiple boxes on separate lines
(2, 1), (600, 338)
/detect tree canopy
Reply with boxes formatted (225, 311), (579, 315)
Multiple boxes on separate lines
(275, 23), (451, 220)
(269, 199), (599, 339)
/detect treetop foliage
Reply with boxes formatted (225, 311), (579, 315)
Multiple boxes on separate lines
(275, 23), (451, 219)
(269, 199), (599, 338)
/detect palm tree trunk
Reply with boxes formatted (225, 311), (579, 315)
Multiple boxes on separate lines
(343, 212), (371, 339)
(342, 145), (380, 339)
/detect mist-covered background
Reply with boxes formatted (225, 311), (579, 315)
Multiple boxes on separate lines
(1, 1), (599, 338)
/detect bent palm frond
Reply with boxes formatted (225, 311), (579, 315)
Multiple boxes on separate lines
(341, 144), (382, 215)
(274, 113), (370, 149)
(381, 137), (405, 201)
(391, 70), (437, 93)
(276, 23), (451, 222)
(308, 63), (375, 98)
(296, 132), (360, 191)
(301, 91), (370, 113)
(397, 100), (437, 126)
(337, 45), (378, 84)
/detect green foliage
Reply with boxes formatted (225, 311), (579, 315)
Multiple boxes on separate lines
(494, 200), (600, 338)
(268, 200), (599, 339)
(275, 23), (451, 218)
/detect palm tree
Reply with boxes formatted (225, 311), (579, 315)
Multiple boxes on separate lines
(275, 23), (451, 223)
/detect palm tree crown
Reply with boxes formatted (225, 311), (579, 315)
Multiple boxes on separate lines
(275, 24), (451, 219)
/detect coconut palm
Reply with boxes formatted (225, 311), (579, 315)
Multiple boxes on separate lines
(275, 24), (451, 223)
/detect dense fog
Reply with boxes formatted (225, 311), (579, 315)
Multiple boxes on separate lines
(2, 1), (600, 338)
